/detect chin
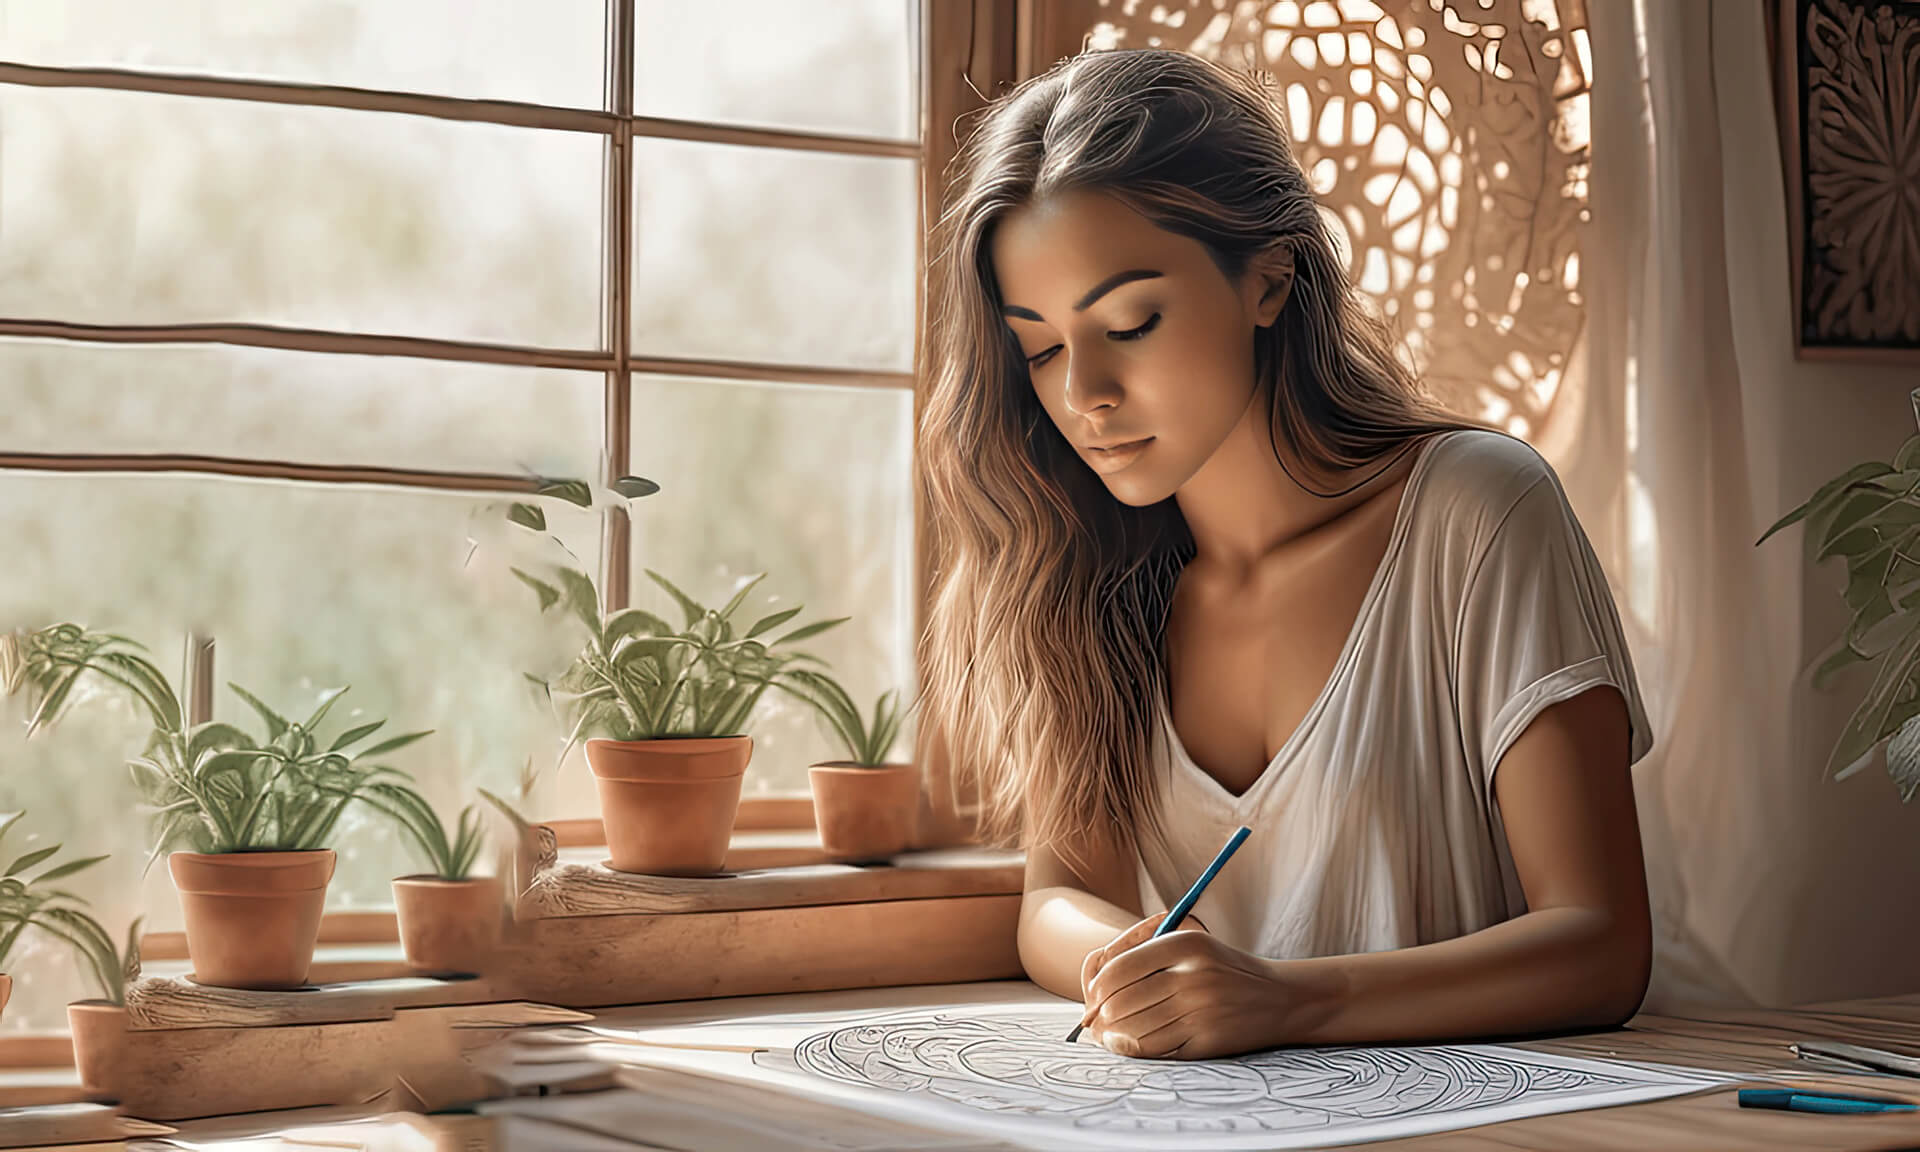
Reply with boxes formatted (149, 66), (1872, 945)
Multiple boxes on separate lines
(1098, 473), (1177, 507)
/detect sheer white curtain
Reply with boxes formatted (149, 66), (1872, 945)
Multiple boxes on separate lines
(1572, 0), (1801, 1010)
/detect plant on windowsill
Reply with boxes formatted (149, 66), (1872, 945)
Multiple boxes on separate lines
(508, 504), (848, 875)
(0, 808), (142, 1093)
(777, 673), (920, 862)
(1756, 389), (1920, 802)
(2, 623), (431, 990)
(354, 782), (500, 977)
(0, 809), (111, 1024)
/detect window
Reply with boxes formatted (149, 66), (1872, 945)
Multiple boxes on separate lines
(0, 2), (925, 1033)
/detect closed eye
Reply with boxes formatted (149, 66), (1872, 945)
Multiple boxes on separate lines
(1025, 313), (1161, 369)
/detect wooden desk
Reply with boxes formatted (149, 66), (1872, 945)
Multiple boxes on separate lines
(13, 986), (1920, 1150)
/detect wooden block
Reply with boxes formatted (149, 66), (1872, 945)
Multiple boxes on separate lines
(0, 1102), (172, 1149)
(125, 974), (508, 1030)
(0, 1039), (69, 1073)
(495, 893), (1023, 1008)
(92, 999), (590, 1121)
(523, 847), (1024, 918)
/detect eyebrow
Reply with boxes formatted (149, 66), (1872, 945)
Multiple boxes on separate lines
(1002, 269), (1164, 321)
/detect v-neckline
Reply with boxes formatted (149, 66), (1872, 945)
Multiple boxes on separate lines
(1161, 430), (1455, 812)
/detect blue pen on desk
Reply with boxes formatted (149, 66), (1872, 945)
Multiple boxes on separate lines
(1065, 824), (1251, 1044)
(1738, 1088), (1918, 1115)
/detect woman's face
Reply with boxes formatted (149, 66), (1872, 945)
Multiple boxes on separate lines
(990, 187), (1288, 507)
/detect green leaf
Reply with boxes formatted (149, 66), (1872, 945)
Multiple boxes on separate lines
(555, 567), (605, 642)
(31, 853), (108, 884)
(717, 573), (768, 624)
(5, 845), (61, 877)
(330, 720), (386, 752)
(357, 729), (433, 759)
(302, 686), (351, 733)
(1894, 435), (1920, 472)
(771, 617), (849, 647)
(227, 683), (290, 742)
(645, 569), (706, 629)
(1825, 618), (1920, 782)
(511, 567), (562, 613)
(508, 503), (547, 532)
(745, 606), (802, 640)
(534, 478), (593, 508)
(611, 475), (661, 500)
(1759, 462), (1896, 547)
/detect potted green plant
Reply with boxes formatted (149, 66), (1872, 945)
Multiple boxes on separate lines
(0, 807), (139, 1092)
(514, 532), (848, 874)
(779, 674), (919, 862)
(5, 623), (430, 989)
(0, 809), (110, 1025)
(1758, 391), (1920, 801)
(355, 782), (498, 977)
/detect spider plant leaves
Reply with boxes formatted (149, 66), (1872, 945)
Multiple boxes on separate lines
(5, 845), (64, 878)
(227, 683), (290, 742)
(771, 616), (849, 647)
(23, 852), (107, 885)
(644, 569), (706, 630)
(354, 729), (434, 759)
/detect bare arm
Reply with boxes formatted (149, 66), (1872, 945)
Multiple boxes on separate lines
(1282, 683), (1651, 1043)
(1083, 685), (1652, 1057)
(1016, 823), (1144, 1001)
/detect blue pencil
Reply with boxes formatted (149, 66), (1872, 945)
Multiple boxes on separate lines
(1066, 824), (1252, 1043)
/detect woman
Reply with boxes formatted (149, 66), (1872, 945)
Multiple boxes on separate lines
(916, 47), (1654, 1061)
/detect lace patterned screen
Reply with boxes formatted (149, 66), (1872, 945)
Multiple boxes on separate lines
(1080, 0), (1591, 439)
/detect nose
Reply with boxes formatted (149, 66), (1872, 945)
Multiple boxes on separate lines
(1061, 346), (1123, 417)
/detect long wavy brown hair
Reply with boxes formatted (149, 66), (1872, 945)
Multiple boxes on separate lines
(917, 47), (1488, 876)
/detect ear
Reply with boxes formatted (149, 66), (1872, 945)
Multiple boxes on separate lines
(1245, 242), (1297, 328)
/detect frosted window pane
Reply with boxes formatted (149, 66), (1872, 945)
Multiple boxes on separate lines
(634, 0), (918, 141)
(631, 141), (917, 372)
(0, 340), (602, 479)
(0, 86), (605, 348)
(616, 375), (916, 799)
(0, 0), (606, 109)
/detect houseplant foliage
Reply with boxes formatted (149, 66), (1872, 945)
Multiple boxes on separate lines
(4, 622), (431, 988)
(0, 811), (138, 1016)
(1757, 411), (1920, 800)
(504, 483), (850, 874)
(778, 672), (920, 861)
(358, 781), (499, 977)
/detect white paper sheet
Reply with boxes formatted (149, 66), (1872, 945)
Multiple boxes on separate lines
(507, 986), (1736, 1151)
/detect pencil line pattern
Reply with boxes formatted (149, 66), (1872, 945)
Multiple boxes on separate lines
(779, 1008), (1722, 1138)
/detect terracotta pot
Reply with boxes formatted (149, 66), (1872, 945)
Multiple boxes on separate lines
(393, 874), (504, 976)
(586, 736), (749, 875)
(0, 973), (10, 1023)
(168, 850), (335, 990)
(67, 1000), (126, 1093)
(809, 762), (920, 862)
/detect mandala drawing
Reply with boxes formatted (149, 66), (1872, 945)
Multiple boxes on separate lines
(769, 1008), (1718, 1138)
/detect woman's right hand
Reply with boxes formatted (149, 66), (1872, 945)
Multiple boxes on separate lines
(1080, 910), (1210, 1003)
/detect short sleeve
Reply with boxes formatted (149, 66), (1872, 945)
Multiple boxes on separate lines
(1451, 471), (1654, 798)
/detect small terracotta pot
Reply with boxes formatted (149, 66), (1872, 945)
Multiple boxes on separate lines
(168, 850), (335, 990)
(0, 973), (11, 1023)
(586, 736), (749, 875)
(393, 874), (504, 977)
(809, 762), (920, 862)
(67, 1000), (126, 1093)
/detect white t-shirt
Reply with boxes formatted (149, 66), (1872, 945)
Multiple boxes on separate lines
(1133, 428), (1653, 958)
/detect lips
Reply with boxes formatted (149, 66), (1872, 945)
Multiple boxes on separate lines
(1086, 437), (1152, 453)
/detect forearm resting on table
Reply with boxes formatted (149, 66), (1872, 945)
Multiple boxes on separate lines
(1281, 904), (1651, 1048)
(1017, 885), (1139, 1000)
